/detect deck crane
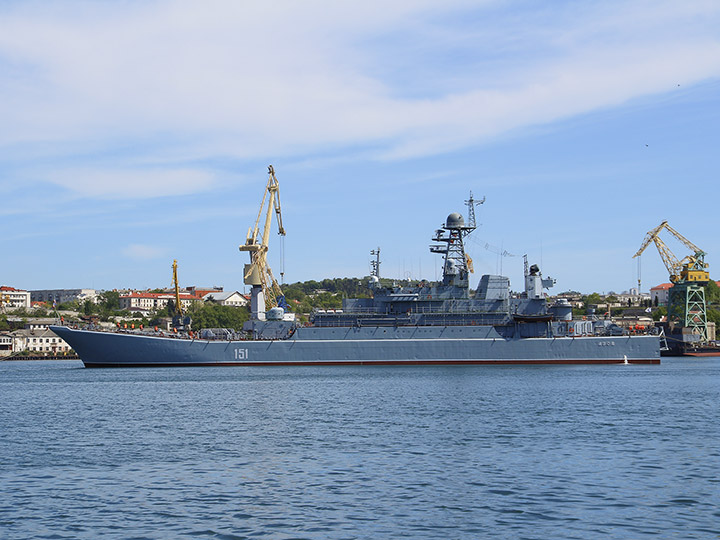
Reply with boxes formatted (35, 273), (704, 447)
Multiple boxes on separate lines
(172, 259), (183, 317)
(239, 165), (286, 320)
(633, 220), (709, 341)
(170, 259), (191, 329)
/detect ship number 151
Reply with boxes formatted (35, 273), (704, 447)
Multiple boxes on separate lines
(234, 348), (249, 360)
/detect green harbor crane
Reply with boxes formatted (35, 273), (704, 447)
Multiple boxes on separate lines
(633, 220), (709, 341)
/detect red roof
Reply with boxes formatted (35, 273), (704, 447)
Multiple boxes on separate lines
(650, 283), (673, 291)
(650, 281), (719, 291)
(0, 286), (20, 292)
(121, 292), (200, 300)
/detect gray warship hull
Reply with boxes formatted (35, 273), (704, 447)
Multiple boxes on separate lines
(51, 325), (660, 367)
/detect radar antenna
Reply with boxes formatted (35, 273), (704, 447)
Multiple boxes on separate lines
(429, 210), (476, 287)
(465, 191), (485, 229)
(370, 247), (381, 278)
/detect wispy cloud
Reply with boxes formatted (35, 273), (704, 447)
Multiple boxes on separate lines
(0, 0), (719, 197)
(45, 167), (216, 199)
(122, 243), (168, 260)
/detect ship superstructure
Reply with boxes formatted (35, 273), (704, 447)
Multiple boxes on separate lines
(311, 209), (576, 339)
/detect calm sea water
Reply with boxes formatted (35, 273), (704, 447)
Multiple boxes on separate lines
(1, 359), (718, 540)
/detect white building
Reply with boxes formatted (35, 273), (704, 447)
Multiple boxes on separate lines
(650, 283), (673, 306)
(615, 291), (651, 306)
(0, 286), (31, 309)
(10, 327), (73, 355)
(119, 291), (200, 314)
(0, 333), (12, 357)
(22, 318), (58, 331)
(31, 289), (98, 305)
(203, 291), (249, 307)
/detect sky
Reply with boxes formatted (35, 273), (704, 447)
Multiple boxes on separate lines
(1, 0), (719, 295)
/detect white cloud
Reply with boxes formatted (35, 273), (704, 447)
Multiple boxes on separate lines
(0, 0), (719, 194)
(45, 168), (215, 199)
(122, 243), (168, 260)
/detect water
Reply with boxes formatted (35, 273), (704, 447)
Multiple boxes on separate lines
(1, 359), (718, 539)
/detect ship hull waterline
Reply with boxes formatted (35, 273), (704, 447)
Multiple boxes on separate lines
(51, 326), (661, 367)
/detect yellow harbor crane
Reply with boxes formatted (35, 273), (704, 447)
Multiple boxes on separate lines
(172, 259), (183, 317)
(170, 259), (192, 329)
(633, 220), (709, 341)
(633, 220), (709, 286)
(239, 165), (286, 319)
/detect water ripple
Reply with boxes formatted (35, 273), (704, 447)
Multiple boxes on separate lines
(0, 359), (719, 539)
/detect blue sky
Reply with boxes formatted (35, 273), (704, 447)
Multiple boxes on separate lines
(1, 0), (719, 295)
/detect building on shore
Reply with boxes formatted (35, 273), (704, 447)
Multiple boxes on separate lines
(10, 328), (73, 356)
(118, 291), (201, 315)
(16, 318), (59, 331)
(3, 319), (73, 356)
(650, 283), (673, 306)
(0, 286), (31, 309)
(0, 333), (12, 357)
(203, 291), (249, 307)
(615, 291), (652, 306)
(30, 289), (98, 305)
(186, 286), (224, 297)
(650, 281), (720, 307)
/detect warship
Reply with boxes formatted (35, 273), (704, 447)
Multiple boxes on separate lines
(52, 170), (661, 367)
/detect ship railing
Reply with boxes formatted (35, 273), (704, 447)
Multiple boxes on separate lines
(310, 316), (511, 328)
(82, 324), (255, 341)
(325, 306), (510, 316)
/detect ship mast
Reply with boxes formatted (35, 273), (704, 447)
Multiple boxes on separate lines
(430, 210), (477, 287)
(370, 247), (381, 278)
(465, 191), (485, 229)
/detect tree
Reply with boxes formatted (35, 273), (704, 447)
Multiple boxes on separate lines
(82, 299), (96, 316)
(705, 280), (720, 305)
(99, 291), (120, 311)
(652, 306), (667, 321)
(283, 286), (306, 303)
(189, 303), (250, 331)
(582, 293), (603, 307)
(706, 308), (720, 326)
(314, 292), (342, 309)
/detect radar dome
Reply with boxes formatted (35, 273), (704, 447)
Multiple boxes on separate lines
(446, 212), (465, 228)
